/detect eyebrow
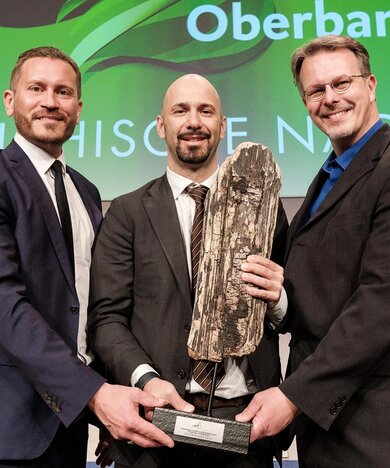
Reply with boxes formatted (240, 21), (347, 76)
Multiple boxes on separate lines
(171, 102), (217, 110)
(25, 77), (75, 88)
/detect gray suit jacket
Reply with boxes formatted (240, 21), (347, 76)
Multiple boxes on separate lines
(281, 124), (390, 466)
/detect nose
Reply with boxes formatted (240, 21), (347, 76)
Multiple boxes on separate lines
(41, 90), (59, 109)
(186, 110), (201, 129)
(322, 84), (340, 104)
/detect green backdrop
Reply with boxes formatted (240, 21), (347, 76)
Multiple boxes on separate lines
(0, 0), (389, 199)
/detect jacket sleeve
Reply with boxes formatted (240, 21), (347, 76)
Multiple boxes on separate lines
(88, 196), (156, 385)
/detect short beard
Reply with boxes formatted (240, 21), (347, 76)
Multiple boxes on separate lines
(176, 146), (211, 165)
(14, 110), (76, 148)
(326, 126), (354, 141)
(175, 130), (212, 164)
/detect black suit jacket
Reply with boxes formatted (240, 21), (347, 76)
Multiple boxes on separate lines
(0, 140), (105, 460)
(88, 173), (288, 464)
(281, 124), (390, 466)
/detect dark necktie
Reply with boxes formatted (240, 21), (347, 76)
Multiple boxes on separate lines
(51, 160), (74, 273)
(186, 184), (224, 392)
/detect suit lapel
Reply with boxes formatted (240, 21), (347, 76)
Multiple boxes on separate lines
(5, 142), (74, 295)
(285, 169), (326, 254)
(143, 175), (192, 309)
(306, 148), (374, 224)
(67, 167), (102, 234)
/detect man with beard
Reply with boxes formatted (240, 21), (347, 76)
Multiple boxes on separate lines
(0, 46), (174, 468)
(88, 73), (288, 467)
(236, 35), (390, 467)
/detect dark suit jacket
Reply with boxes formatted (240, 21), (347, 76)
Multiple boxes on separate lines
(280, 124), (390, 466)
(0, 140), (105, 460)
(88, 173), (288, 464)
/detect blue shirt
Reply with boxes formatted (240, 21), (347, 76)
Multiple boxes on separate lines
(307, 120), (383, 220)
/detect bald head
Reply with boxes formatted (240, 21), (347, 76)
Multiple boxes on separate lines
(161, 74), (223, 117)
(157, 73), (226, 181)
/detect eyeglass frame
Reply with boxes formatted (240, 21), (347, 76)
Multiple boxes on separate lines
(303, 74), (368, 102)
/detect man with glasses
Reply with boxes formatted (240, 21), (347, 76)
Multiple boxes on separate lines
(236, 35), (390, 467)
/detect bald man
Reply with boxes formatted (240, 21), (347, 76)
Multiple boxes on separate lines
(88, 74), (288, 467)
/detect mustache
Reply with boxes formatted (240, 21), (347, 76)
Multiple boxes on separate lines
(32, 111), (65, 121)
(178, 130), (211, 140)
(320, 104), (351, 116)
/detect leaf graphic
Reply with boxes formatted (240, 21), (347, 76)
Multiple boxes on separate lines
(57, 0), (91, 22)
(80, 0), (275, 74)
(69, 0), (180, 66)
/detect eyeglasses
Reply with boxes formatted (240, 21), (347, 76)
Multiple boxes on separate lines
(303, 74), (367, 101)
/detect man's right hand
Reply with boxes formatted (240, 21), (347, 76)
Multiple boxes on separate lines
(143, 377), (194, 420)
(88, 382), (174, 448)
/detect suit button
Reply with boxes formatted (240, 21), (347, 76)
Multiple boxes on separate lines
(70, 306), (79, 315)
(184, 323), (191, 332)
(53, 404), (62, 413)
(177, 370), (186, 379)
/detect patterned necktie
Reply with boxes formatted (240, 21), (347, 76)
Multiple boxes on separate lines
(192, 359), (225, 393)
(186, 184), (224, 392)
(186, 184), (209, 293)
(51, 160), (74, 273)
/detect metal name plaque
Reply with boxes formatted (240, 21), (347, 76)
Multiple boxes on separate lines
(152, 407), (251, 454)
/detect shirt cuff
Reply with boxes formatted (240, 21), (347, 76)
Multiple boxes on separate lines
(131, 364), (160, 388)
(265, 286), (287, 327)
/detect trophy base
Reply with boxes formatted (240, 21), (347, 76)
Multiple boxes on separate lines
(152, 407), (251, 454)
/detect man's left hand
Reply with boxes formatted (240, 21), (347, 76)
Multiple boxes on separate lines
(235, 387), (300, 443)
(241, 255), (284, 309)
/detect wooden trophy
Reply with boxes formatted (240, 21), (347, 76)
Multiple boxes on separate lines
(153, 142), (281, 454)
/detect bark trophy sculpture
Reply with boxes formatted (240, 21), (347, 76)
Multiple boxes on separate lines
(187, 142), (281, 361)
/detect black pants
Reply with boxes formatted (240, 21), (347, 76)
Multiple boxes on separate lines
(0, 414), (88, 468)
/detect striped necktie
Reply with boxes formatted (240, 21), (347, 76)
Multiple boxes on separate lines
(186, 184), (209, 293)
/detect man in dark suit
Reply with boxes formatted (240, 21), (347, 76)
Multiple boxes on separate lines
(236, 35), (390, 466)
(0, 46), (173, 468)
(88, 73), (288, 467)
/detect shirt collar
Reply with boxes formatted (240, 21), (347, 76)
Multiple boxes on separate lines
(322, 119), (383, 174)
(14, 132), (67, 176)
(166, 166), (219, 200)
